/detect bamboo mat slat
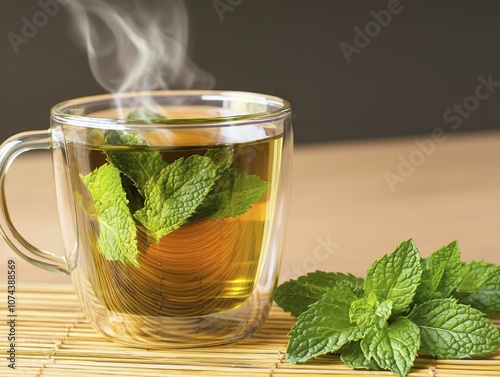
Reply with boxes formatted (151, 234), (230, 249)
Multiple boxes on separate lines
(1, 285), (499, 377)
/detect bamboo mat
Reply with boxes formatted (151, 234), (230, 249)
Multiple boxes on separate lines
(1, 285), (499, 377)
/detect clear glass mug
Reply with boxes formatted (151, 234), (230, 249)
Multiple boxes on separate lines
(0, 91), (292, 348)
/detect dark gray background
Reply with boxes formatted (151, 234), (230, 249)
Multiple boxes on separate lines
(2, 0), (500, 144)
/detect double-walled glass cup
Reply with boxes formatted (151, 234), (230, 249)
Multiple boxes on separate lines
(0, 91), (292, 348)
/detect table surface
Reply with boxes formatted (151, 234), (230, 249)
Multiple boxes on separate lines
(1, 130), (499, 284)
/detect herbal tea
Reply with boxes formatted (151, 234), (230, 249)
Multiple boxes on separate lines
(1, 91), (291, 347)
(68, 130), (282, 317)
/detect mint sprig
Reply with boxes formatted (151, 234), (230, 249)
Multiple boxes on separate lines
(274, 239), (500, 377)
(80, 109), (270, 264)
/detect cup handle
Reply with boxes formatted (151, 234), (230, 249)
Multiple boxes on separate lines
(0, 130), (69, 275)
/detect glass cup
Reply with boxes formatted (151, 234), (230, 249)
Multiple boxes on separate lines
(0, 91), (292, 348)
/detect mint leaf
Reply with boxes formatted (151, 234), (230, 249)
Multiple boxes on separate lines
(360, 317), (420, 377)
(453, 260), (500, 313)
(408, 298), (500, 358)
(363, 239), (422, 315)
(213, 170), (269, 219)
(340, 341), (382, 371)
(274, 272), (364, 318)
(204, 148), (234, 175)
(286, 285), (362, 363)
(126, 108), (168, 123)
(104, 130), (166, 189)
(134, 155), (219, 241)
(414, 241), (462, 305)
(195, 168), (269, 220)
(196, 148), (271, 220)
(80, 164), (138, 266)
(432, 241), (462, 294)
(349, 292), (393, 328)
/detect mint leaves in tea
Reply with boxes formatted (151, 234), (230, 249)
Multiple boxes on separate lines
(70, 111), (283, 317)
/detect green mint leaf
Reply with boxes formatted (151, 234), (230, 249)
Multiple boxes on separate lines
(80, 164), (138, 266)
(340, 341), (382, 371)
(363, 239), (422, 315)
(199, 145), (269, 222)
(286, 285), (363, 363)
(193, 170), (233, 219)
(326, 278), (365, 298)
(105, 129), (149, 147)
(349, 291), (393, 328)
(134, 155), (219, 241)
(414, 240), (463, 305)
(274, 271), (364, 318)
(204, 147), (234, 175)
(408, 298), (500, 358)
(453, 260), (500, 313)
(126, 108), (168, 123)
(432, 241), (462, 293)
(360, 317), (420, 377)
(104, 130), (166, 189)
(195, 168), (269, 220)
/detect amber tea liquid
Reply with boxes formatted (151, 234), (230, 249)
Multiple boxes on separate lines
(68, 133), (282, 318)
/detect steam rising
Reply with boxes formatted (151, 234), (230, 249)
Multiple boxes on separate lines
(66, 0), (214, 94)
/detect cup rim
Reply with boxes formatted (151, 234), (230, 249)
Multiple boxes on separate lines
(50, 90), (292, 129)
